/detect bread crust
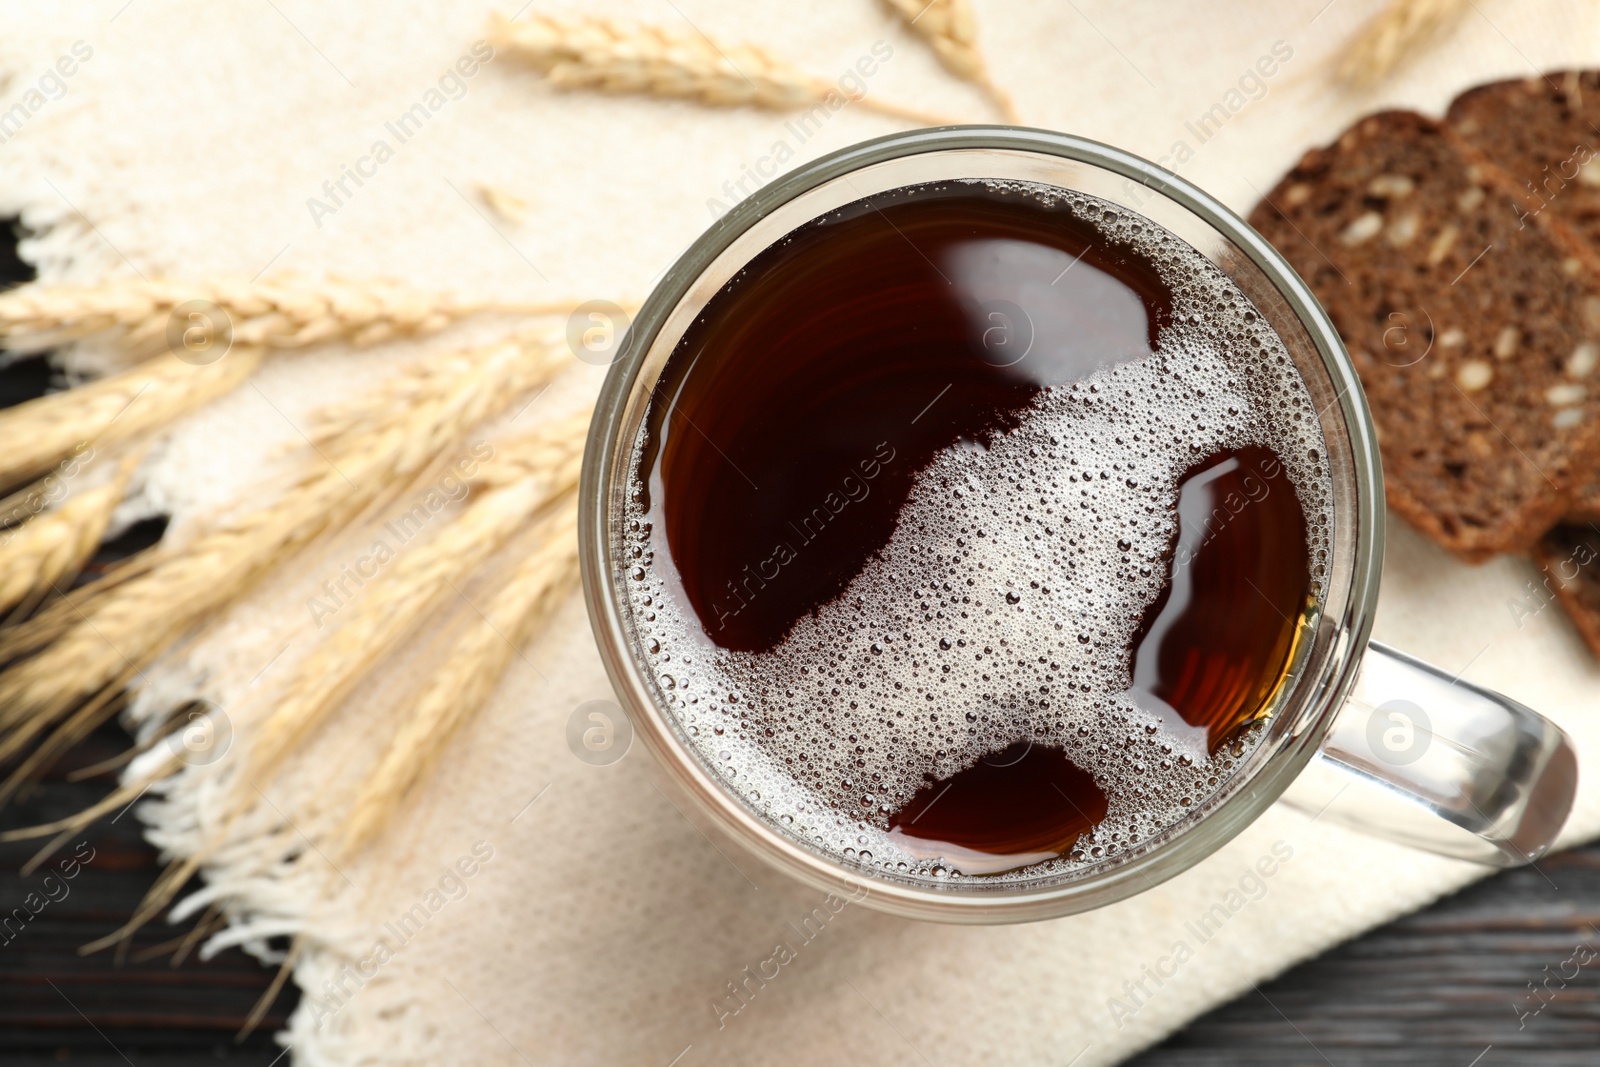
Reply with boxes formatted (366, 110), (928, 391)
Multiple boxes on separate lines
(1448, 72), (1600, 522)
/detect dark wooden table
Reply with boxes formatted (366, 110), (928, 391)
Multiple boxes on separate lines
(1, 225), (1595, 1065)
(0, 725), (296, 1065)
(1130, 848), (1600, 1066)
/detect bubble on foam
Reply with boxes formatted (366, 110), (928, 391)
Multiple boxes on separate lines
(621, 185), (1332, 884)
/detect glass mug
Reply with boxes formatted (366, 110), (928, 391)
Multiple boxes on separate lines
(577, 127), (1578, 923)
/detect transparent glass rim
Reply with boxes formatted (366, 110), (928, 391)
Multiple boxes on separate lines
(578, 126), (1385, 923)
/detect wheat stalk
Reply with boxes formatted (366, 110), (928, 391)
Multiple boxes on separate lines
(881, 0), (1019, 122)
(1336, 0), (1471, 87)
(65, 418), (587, 952)
(0, 275), (572, 354)
(0, 333), (572, 802)
(0, 451), (141, 622)
(246, 413), (587, 790)
(0, 348), (265, 491)
(343, 497), (580, 852)
(489, 11), (960, 127)
(0, 275), (587, 493)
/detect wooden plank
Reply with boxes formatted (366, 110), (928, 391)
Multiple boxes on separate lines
(0, 726), (294, 1063)
(1131, 846), (1600, 1065)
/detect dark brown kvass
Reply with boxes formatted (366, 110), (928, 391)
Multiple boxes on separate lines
(630, 182), (1317, 877)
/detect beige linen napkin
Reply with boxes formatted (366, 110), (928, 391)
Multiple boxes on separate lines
(0, 1), (1596, 1064)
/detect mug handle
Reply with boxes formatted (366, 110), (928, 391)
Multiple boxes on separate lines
(1278, 641), (1579, 867)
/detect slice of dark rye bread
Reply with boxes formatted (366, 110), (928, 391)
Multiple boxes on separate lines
(1448, 71), (1600, 523)
(1449, 71), (1600, 251)
(1534, 523), (1600, 656)
(1248, 110), (1600, 561)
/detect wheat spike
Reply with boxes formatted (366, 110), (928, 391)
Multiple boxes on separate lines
(0, 349), (264, 491)
(0, 274), (584, 489)
(0, 275), (573, 354)
(246, 413), (587, 791)
(1336, 0), (1470, 87)
(881, 0), (1019, 122)
(0, 334), (572, 801)
(489, 11), (960, 127)
(0, 451), (141, 621)
(342, 504), (580, 853)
